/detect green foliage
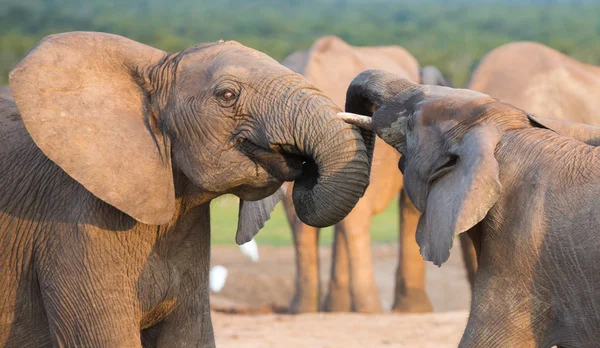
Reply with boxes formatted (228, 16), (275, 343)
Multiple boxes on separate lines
(1, 0), (599, 86)
(209, 194), (399, 246)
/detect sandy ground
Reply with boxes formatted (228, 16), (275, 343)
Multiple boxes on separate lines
(210, 242), (471, 347)
(213, 311), (468, 348)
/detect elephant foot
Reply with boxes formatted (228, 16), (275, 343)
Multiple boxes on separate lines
(322, 283), (352, 312)
(391, 288), (433, 313)
(351, 287), (383, 313)
(288, 291), (320, 314)
(352, 298), (383, 314)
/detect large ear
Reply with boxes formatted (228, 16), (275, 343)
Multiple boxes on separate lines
(420, 66), (453, 87)
(236, 185), (287, 245)
(416, 123), (502, 266)
(9, 32), (175, 225)
(527, 115), (600, 146)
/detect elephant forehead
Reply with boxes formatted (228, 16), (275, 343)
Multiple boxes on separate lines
(416, 92), (496, 126)
(179, 44), (284, 77)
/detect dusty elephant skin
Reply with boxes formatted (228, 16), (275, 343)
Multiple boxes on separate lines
(0, 32), (374, 347)
(451, 41), (600, 283)
(343, 70), (600, 347)
(469, 41), (600, 125)
(249, 36), (469, 314)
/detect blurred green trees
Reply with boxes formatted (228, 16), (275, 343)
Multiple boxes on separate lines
(1, 0), (599, 87)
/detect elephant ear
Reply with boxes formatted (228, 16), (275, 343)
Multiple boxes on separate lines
(527, 115), (600, 146)
(9, 32), (175, 225)
(420, 66), (452, 87)
(236, 186), (287, 245)
(416, 123), (502, 266)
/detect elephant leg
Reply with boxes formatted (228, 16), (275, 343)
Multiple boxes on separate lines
(340, 202), (382, 313)
(282, 190), (322, 314)
(392, 189), (433, 313)
(143, 217), (215, 348)
(289, 222), (321, 314)
(142, 282), (215, 348)
(42, 283), (141, 347)
(322, 226), (352, 312)
(459, 275), (537, 348)
(460, 232), (478, 288)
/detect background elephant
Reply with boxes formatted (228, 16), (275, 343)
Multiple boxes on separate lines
(262, 36), (472, 314)
(343, 69), (600, 348)
(0, 32), (373, 347)
(469, 41), (600, 124)
(0, 86), (10, 100)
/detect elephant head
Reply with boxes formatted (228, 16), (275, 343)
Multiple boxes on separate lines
(340, 69), (600, 266)
(9, 32), (374, 237)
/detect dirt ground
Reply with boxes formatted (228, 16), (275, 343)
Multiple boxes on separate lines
(210, 242), (471, 347)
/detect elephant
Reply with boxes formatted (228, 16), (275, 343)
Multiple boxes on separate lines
(250, 35), (471, 314)
(342, 69), (600, 347)
(0, 86), (10, 100)
(0, 32), (374, 347)
(469, 41), (600, 124)
(455, 41), (600, 282)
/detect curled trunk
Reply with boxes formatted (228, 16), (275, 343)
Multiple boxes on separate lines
(344, 69), (420, 153)
(289, 94), (375, 228)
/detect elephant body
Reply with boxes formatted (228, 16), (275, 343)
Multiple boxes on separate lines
(0, 107), (215, 346)
(343, 70), (600, 347)
(277, 36), (465, 314)
(0, 32), (373, 347)
(469, 41), (600, 124)
(454, 42), (600, 282)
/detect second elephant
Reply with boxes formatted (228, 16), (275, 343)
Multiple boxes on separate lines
(252, 36), (474, 314)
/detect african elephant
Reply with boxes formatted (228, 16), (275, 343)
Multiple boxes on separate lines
(249, 36), (471, 314)
(343, 70), (600, 347)
(470, 41), (600, 124)
(0, 86), (10, 100)
(456, 41), (600, 282)
(0, 32), (374, 347)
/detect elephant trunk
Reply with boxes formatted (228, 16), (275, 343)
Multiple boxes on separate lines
(344, 69), (422, 154)
(288, 93), (374, 228)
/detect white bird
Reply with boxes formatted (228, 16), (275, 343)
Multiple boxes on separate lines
(209, 265), (228, 293)
(238, 238), (259, 262)
(209, 239), (259, 293)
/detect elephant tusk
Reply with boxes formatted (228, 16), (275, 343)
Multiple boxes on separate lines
(337, 112), (374, 131)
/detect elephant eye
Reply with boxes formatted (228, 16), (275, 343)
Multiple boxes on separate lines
(218, 89), (237, 101)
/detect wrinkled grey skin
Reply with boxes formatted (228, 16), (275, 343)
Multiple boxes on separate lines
(0, 32), (373, 348)
(344, 69), (600, 347)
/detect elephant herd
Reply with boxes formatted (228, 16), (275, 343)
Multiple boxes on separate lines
(1, 31), (600, 348)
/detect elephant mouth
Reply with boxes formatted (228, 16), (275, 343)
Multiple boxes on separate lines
(238, 140), (305, 182)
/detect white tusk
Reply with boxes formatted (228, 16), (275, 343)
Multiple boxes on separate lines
(337, 112), (374, 131)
